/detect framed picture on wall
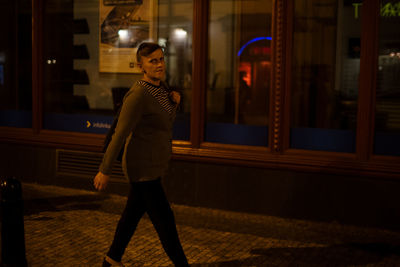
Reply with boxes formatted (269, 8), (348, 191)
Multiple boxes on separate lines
(99, 0), (158, 73)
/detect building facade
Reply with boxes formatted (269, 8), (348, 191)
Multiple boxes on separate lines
(1, 0), (399, 229)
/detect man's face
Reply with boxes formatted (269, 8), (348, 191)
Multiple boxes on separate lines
(140, 49), (165, 82)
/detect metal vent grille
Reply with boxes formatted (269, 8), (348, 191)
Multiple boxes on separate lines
(56, 149), (125, 180)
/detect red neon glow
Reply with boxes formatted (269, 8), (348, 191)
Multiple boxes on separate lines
(250, 46), (271, 56)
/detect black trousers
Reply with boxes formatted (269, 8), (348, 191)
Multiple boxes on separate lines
(107, 178), (189, 266)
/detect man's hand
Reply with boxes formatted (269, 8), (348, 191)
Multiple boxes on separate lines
(170, 91), (181, 105)
(94, 172), (110, 191)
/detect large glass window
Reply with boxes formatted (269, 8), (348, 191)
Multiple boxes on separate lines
(159, 0), (192, 140)
(206, 0), (272, 146)
(290, 0), (361, 153)
(42, 0), (192, 140)
(374, 0), (400, 156)
(0, 0), (32, 128)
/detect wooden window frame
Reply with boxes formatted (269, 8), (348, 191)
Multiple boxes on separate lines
(0, 0), (399, 178)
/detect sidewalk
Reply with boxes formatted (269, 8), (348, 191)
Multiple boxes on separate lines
(21, 182), (400, 266)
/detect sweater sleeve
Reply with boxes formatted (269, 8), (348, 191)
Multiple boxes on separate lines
(99, 86), (145, 175)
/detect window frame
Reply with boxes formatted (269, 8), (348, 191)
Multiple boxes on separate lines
(0, 0), (398, 178)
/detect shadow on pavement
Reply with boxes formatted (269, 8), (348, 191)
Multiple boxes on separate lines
(23, 194), (113, 216)
(191, 243), (400, 266)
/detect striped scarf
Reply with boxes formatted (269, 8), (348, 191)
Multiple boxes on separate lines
(138, 80), (175, 114)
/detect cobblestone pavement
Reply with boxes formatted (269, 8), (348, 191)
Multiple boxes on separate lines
(19, 183), (400, 266)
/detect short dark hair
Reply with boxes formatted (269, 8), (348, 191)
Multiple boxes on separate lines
(136, 42), (163, 63)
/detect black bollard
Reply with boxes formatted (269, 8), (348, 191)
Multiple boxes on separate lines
(0, 177), (27, 267)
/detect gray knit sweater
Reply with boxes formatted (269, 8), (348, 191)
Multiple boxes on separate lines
(99, 80), (176, 182)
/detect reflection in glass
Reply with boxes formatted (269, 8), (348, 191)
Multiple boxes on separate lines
(290, 0), (361, 152)
(206, 0), (272, 146)
(374, 0), (400, 156)
(42, 0), (192, 140)
(0, 0), (32, 128)
(159, 0), (193, 140)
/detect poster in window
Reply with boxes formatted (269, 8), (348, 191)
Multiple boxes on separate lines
(99, 0), (157, 73)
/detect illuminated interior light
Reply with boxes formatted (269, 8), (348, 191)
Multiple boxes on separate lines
(173, 28), (187, 40)
(238, 37), (272, 57)
(390, 52), (395, 57)
(118, 29), (129, 42)
(158, 38), (167, 47)
(239, 62), (252, 87)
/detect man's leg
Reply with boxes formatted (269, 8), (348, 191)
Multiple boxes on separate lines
(106, 184), (145, 262)
(142, 179), (189, 267)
